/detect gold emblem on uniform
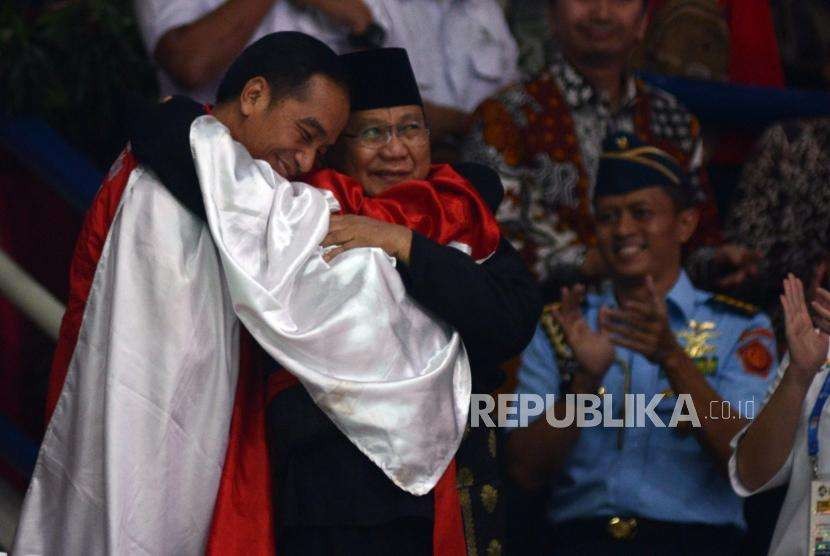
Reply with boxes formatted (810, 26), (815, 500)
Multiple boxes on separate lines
(677, 320), (719, 376)
(678, 320), (717, 358)
(486, 539), (503, 556)
(457, 467), (475, 488)
(480, 484), (498, 514)
(607, 516), (638, 540)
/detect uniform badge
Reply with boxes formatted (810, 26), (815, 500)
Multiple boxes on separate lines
(737, 327), (774, 377)
(738, 339), (774, 377)
(678, 320), (719, 376)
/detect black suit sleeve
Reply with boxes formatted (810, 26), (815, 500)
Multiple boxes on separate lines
(396, 233), (542, 372)
(450, 162), (504, 213)
(128, 95), (207, 220)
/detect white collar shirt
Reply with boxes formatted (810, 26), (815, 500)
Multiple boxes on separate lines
(363, 0), (519, 112)
(134, 0), (354, 103)
(729, 346), (830, 556)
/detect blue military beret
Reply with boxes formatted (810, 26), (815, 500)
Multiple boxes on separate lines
(595, 132), (689, 198)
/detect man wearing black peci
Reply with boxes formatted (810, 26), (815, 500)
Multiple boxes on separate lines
(130, 47), (541, 555)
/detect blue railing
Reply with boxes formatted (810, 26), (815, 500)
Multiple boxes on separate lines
(0, 116), (102, 481)
(0, 415), (37, 478)
(0, 118), (103, 211)
(640, 73), (830, 130)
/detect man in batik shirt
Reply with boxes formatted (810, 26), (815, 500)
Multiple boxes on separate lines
(462, 0), (752, 296)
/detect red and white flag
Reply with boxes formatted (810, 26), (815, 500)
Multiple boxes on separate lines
(14, 116), (480, 554)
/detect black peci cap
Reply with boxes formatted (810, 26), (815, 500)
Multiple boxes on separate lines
(340, 48), (423, 111)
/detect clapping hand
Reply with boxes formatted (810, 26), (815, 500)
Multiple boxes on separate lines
(782, 274), (829, 387)
(602, 276), (682, 364)
(550, 285), (615, 379)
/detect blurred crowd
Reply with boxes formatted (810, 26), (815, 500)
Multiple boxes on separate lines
(131, 0), (830, 298)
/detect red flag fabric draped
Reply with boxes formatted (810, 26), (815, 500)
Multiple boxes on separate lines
(203, 164), (496, 555)
(45, 140), (491, 555)
(205, 331), (275, 556)
(433, 459), (466, 556)
(310, 164), (501, 261)
(46, 145), (492, 555)
(46, 149), (137, 423)
(46, 153), (488, 555)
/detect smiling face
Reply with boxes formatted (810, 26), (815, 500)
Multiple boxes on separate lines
(551, 0), (647, 67)
(234, 74), (350, 178)
(594, 186), (698, 284)
(329, 105), (431, 196)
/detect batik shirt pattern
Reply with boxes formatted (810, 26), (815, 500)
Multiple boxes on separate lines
(462, 55), (715, 284)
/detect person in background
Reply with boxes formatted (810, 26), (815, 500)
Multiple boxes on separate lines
(134, 0), (376, 102)
(730, 274), (830, 556)
(725, 118), (830, 348)
(505, 132), (777, 555)
(362, 0), (520, 147)
(635, 0), (730, 82)
(723, 119), (830, 556)
(647, 0), (785, 88)
(771, 0), (830, 90)
(462, 0), (756, 298)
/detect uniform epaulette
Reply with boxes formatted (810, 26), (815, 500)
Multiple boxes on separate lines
(709, 294), (760, 316)
(540, 303), (574, 360)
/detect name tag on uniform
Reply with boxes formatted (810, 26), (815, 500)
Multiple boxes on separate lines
(810, 480), (830, 555)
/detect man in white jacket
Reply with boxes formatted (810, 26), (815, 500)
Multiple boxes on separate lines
(731, 273), (830, 555)
(14, 32), (473, 555)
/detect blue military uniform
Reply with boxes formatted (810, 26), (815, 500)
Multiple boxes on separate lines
(511, 271), (777, 550)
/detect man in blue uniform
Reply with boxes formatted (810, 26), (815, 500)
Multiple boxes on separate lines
(505, 132), (778, 554)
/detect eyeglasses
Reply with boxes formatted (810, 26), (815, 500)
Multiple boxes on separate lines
(341, 121), (430, 149)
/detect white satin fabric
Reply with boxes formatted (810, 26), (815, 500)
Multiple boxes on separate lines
(192, 115), (471, 494)
(14, 115), (470, 555)
(15, 164), (239, 555)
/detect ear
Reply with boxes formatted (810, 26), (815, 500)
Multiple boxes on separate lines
(675, 206), (699, 244)
(239, 76), (271, 117)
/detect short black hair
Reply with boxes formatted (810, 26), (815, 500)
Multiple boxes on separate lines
(215, 32), (350, 104)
